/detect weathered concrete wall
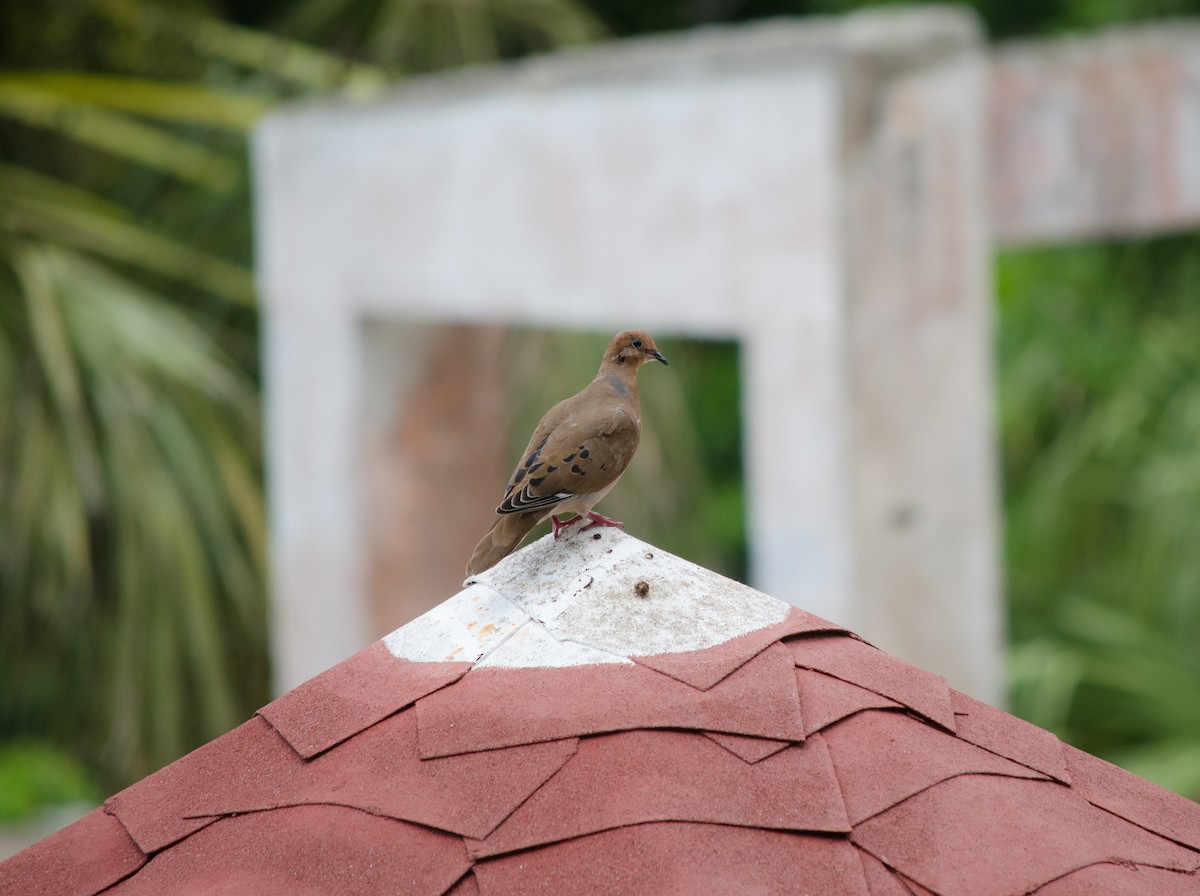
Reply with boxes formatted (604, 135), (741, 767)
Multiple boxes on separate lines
(989, 24), (1200, 242)
(839, 28), (1001, 705)
(257, 10), (1200, 702)
(360, 323), (509, 636)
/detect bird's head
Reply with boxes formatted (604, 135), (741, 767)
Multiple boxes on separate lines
(604, 330), (669, 370)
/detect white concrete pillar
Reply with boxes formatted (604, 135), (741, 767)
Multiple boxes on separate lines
(255, 8), (1003, 702)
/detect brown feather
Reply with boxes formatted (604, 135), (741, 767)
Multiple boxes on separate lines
(466, 512), (543, 577)
(465, 329), (667, 576)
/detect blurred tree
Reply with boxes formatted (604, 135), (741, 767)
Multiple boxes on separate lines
(1000, 237), (1200, 798)
(571, 0), (1200, 40)
(0, 0), (383, 789)
(271, 0), (604, 72)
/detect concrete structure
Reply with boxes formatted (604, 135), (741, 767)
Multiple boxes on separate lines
(255, 8), (998, 700)
(989, 24), (1200, 242)
(253, 9), (1200, 703)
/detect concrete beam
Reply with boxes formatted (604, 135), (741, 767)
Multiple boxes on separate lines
(990, 25), (1200, 242)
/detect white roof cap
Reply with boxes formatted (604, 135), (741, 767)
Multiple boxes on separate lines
(384, 528), (790, 668)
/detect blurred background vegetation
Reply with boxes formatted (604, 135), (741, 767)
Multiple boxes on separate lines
(2, 0), (1199, 822)
(1000, 236), (1200, 797)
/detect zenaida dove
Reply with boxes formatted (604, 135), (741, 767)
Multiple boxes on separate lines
(466, 330), (668, 575)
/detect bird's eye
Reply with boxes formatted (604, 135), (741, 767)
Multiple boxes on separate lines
(632, 339), (643, 348)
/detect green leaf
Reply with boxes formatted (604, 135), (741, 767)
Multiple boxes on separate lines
(1000, 234), (1200, 796)
(0, 81), (240, 190)
(11, 244), (104, 510)
(0, 245), (266, 785)
(0, 741), (97, 821)
(2, 163), (255, 306)
(1108, 739), (1200, 801)
(0, 73), (270, 129)
(91, 0), (388, 96)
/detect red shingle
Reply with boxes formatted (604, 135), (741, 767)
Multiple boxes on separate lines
(632, 605), (843, 690)
(0, 808), (144, 896)
(852, 775), (1200, 896)
(472, 822), (871, 896)
(823, 709), (1049, 824)
(797, 668), (901, 735)
(105, 717), (285, 853)
(703, 731), (791, 763)
(789, 633), (956, 731)
(415, 641), (804, 758)
(258, 640), (470, 758)
(895, 873), (939, 896)
(951, 689), (1069, 782)
(468, 729), (849, 859)
(102, 805), (470, 896)
(184, 710), (578, 839)
(854, 848), (916, 896)
(445, 872), (481, 896)
(1064, 743), (1200, 850)
(1033, 863), (1200, 895)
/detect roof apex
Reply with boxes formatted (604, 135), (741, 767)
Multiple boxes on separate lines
(384, 528), (797, 668)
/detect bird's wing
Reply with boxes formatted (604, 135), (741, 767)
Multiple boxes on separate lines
(497, 398), (640, 515)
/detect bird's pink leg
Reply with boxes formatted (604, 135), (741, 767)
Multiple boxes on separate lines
(579, 511), (625, 532)
(551, 514), (585, 539)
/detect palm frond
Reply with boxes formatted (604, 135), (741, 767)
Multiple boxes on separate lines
(0, 245), (266, 785)
(2, 163), (255, 306)
(0, 73), (269, 129)
(0, 81), (240, 189)
(276, 0), (605, 72)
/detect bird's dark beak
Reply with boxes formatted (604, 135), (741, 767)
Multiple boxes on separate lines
(647, 349), (668, 366)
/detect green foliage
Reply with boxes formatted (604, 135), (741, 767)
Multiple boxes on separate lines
(0, 0), (383, 789)
(0, 740), (98, 822)
(577, 0), (1200, 42)
(274, 0), (605, 71)
(0, 245), (268, 786)
(998, 235), (1200, 798)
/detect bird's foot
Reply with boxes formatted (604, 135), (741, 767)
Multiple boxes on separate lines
(551, 514), (585, 539)
(579, 511), (625, 532)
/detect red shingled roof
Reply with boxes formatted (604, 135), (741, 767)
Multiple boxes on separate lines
(4, 531), (1199, 895)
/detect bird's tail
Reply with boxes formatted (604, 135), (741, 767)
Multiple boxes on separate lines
(466, 512), (542, 576)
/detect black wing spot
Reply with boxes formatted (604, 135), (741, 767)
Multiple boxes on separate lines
(523, 436), (549, 468)
(546, 465), (557, 473)
(579, 448), (590, 459)
(571, 464), (583, 474)
(530, 476), (546, 487)
(513, 468), (526, 484)
(563, 453), (576, 462)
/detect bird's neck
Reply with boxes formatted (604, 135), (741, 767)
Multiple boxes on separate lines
(599, 366), (640, 405)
